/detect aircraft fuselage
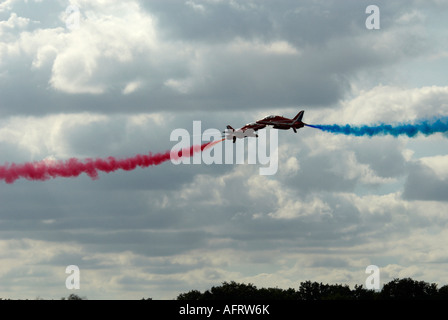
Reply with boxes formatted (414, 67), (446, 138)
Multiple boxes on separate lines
(256, 112), (306, 132)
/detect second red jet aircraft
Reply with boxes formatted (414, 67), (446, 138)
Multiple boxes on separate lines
(225, 110), (306, 143)
(256, 110), (306, 133)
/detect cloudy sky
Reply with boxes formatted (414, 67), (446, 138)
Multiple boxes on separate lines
(1, 0), (448, 299)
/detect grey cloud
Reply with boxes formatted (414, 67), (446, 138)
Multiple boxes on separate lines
(203, 194), (361, 249)
(142, 0), (274, 43)
(403, 162), (448, 201)
(0, 0), (433, 117)
(142, 260), (203, 275)
(310, 257), (350, 268)
(143, 0), (402, 46)
(279, 138), (358, 194)
(353, 138), (407, 178)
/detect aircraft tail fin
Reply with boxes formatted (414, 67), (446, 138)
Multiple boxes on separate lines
(293, 110), (304, 122)
(224, 125), (237, 143)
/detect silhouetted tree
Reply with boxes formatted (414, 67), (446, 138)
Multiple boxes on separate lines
(353, 284), (378, 300)
(177, 281), (299, 300)
(321, 283), (353, 300)
(298, 281), (355, 300)
(203, 281), (260, 300)
(175, 278), (446, 300)
(61, 293), (84, 300)
(256, 287), (299, 300)
(177, 289), (203, 300)
(298, 281), (322, 300)
(437, 285), (448, 299)
(379, 278), (438, 300)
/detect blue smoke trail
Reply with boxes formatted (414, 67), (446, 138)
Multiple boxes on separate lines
(305, 118), (448, 138)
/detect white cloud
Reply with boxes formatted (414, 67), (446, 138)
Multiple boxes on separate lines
(0, 113), (108, 159)
(317, 85), (448, 125)
(185, 0), (206, 13)
(127, 112), (169, 127)
(0, 12), (29, 35)
(31, 44), (58, 69)
(419, 155), (448, 178)
(164, 78), (194, 94)
(246, 173), (332, 220)
(0, 0), (18, 13)
(122, 80), (143, 95)
(341, 192), (407, 218)
(50, 2), (158, 94)
(268, 195), (332, 220)
(0, 1), (159, 94)
(330, 151), (397, 185)
(227, 38), (301, 56)
(179, 173), (226, 206)
(397, 10), (426, 24)
(283, 156), (300, 175)
(0, 238), (84, 299)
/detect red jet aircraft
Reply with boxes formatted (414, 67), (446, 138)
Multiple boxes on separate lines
(256, 110), (306, 133)
(224, 122), (266, 143)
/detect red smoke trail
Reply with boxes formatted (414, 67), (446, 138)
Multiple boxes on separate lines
(203, 138), (225, 150)
(0, 139), (224, 184)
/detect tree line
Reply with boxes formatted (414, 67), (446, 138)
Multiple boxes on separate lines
(3, 277), (447, 300)
(176, 278), (448, 300)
